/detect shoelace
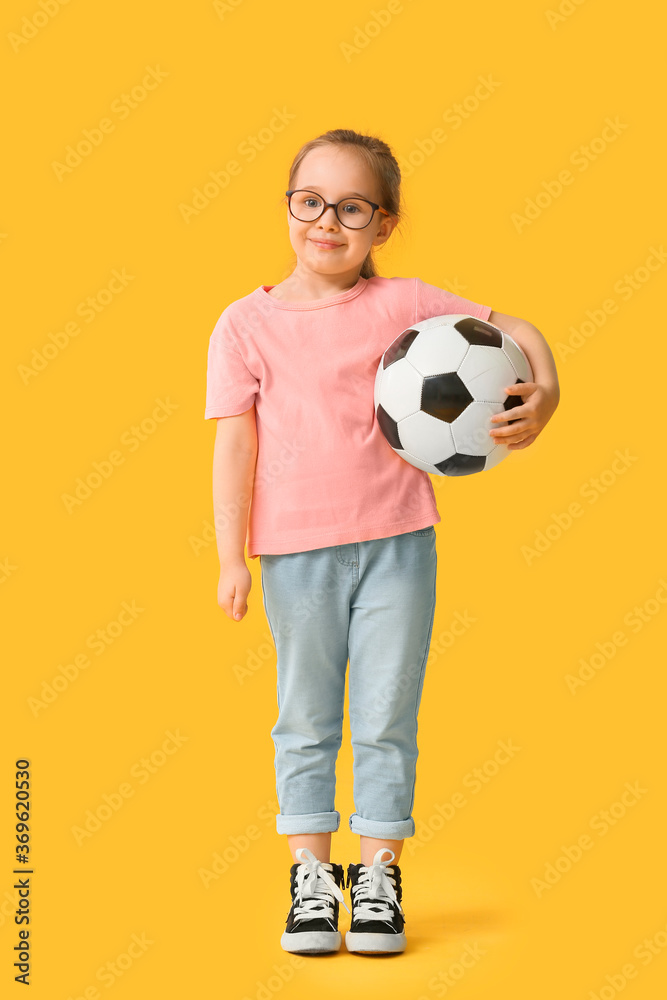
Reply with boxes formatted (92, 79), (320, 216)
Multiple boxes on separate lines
(347, 848), (403, 923)
(292, 847), (350, 923)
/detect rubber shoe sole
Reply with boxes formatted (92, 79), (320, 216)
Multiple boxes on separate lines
(281, 929), (342, 954)
(345, 929), (406, 954)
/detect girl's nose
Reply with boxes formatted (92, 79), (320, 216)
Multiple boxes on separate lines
(318, 205), (339, 225)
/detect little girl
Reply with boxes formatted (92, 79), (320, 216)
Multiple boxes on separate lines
(205, 128), (559, 956)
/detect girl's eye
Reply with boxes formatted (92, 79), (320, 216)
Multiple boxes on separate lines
(343, 203), (360, 213)
(304, 198), (320, 208)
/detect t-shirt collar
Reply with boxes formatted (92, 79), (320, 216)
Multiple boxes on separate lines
(256, 275), (368, 310)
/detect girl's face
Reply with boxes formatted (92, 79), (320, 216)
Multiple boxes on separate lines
(287, 145), (397, 277)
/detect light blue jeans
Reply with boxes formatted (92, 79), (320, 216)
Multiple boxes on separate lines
(259, 526), (437, 840)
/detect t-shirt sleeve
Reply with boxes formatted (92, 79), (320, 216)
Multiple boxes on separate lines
(414, 277), (492, 324)
(204, 333), (260, 419)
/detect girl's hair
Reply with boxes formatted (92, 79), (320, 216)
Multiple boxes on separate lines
(283, 128), (403, 279)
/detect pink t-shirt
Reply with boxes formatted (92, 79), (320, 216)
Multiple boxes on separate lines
(204, 275), (492, 559)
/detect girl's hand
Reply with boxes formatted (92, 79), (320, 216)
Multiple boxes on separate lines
(218, 558), (252, 621)
(489, 382), (558, 450)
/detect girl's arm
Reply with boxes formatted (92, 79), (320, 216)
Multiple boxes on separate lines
(486, 310), (560, 450)
(213, 406), (258, 621)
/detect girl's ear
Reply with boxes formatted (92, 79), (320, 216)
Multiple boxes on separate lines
(373, 215), (398, 246)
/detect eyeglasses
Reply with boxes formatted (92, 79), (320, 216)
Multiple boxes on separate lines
(285, 189), (392, 230)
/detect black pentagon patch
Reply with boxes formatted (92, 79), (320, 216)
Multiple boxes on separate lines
(422, 373), (473, 423)
(383, 328), (420, 368)
(435, 453), (486, 476)
(454, 317), (502, 348)
(376, 404), (402, 449)
(503, 378), (525, 424)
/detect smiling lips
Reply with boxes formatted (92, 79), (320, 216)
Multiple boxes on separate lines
(310, 239), (343, 249)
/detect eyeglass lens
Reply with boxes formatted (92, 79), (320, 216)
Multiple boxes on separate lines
(289, 191), (373, 229)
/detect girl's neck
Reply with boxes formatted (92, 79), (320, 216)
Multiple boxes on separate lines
(268, 270), (363, 302)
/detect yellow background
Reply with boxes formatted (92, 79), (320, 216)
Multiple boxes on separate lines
(2, 0), (666, 997)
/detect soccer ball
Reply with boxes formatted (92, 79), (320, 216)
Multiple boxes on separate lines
(374, 314), (534, 476)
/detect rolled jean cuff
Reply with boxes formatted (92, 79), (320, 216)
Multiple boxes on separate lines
(276, 810), (341, 835)
(348, 812), (416, 839)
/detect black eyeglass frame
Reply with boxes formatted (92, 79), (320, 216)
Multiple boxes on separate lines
(285, 189), (393, 230)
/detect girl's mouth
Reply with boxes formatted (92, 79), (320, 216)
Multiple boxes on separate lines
(310, 239), (343, 249)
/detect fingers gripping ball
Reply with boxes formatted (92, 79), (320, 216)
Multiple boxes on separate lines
(374, 314), (533, 476)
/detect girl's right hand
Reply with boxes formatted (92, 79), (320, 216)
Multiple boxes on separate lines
(218, 559), (252, 621)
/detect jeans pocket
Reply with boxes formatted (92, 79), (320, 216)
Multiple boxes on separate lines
(408, 525), (435, 537)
